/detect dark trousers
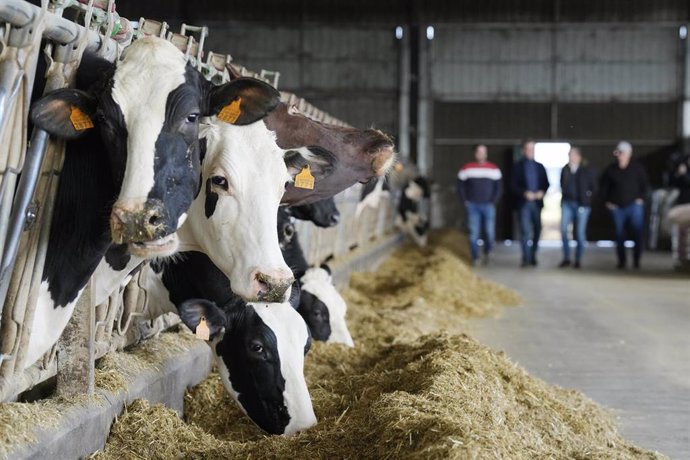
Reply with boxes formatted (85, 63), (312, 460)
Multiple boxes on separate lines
(519, 201), (542, 264)
(610, 203), (644, 265)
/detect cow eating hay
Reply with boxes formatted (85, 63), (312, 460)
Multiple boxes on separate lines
(92, 231), (662, 459)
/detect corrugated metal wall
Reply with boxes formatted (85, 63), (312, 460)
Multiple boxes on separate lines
(430, 23), (685, 239)
(202, 22), (399, 134)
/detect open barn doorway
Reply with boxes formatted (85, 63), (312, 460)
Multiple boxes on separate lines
(534, 142), (571, 240)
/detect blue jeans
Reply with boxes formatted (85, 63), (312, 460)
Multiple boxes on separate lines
(466, 202), (496, 261)
(610, 203), (644, 265)
(561, 201), (591, 263)
(519, 201), (542, 264)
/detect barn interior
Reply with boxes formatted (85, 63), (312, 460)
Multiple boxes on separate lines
(0, 0), (689, 458)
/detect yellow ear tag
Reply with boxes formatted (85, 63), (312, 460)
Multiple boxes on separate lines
(217, 97), (242, 124)
(69, 105), (94, 131)
(196, 316), (210, 341)
(294, 165), (315, 190)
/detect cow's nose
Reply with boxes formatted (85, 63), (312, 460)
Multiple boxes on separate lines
(329, 213), (340, 225)
(110, 199), (169, 244)
(250, 269), (294, 302)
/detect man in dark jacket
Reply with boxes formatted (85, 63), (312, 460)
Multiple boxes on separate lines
(511, 139), (549, 267)
(600, 141), (650, 269)
(457, 144), (502, 265)
(559, 146), (597, 268)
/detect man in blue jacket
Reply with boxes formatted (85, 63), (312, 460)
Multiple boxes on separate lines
(457, 144), (503, 265)
(511, 139), (549, 267)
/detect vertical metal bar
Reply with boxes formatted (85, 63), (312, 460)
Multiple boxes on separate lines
(0, 130), (49, 312)
(417, 24), (432, 176)
(398, 26), (411, 162)
(681, 23), (690, 154)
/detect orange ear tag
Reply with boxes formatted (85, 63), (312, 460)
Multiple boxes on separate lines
(196, 316), (210, 341)
(217, 97), (242, 124)
(69, 106), (94, 131)
(294, 165), (315, 190)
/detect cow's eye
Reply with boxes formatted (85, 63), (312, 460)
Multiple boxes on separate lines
(186, 113), (200, 123)
(284, 224), (294, 239)
(211, 176), (228, 190)
(250, 342), (264, 354)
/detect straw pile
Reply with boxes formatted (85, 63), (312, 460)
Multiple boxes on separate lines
(95, 230), (663, 459)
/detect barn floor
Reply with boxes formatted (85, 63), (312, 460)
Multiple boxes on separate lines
(469, 244), (690, 459)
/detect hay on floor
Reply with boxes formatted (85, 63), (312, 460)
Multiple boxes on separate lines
(93, 230), (663, 460)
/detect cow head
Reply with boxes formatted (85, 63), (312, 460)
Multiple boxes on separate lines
(178, 120), (293, 302)
(298, 265), (354, 347)
(288, 197), (340, 228)
(263, 103), (396, 206)
(31, 37), (279, 258)
(178, 298), (316, 435)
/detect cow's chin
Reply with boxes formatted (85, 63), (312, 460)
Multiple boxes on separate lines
(128, 233), (179, 258)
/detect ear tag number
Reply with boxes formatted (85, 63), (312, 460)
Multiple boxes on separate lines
(196, 316), (210, 341)
(69, 106), (94, 131)
(295, 165), (315, 190)
(218, 97), (242, 124)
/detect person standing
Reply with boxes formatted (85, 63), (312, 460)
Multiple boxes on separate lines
(600, 141), (650, 269)
(511, 139), (549, 267)
(457, 144), (502, 265)
(559, 147), (597, 268)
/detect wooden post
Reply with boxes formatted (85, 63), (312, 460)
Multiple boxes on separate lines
(56, 282), (94, 397)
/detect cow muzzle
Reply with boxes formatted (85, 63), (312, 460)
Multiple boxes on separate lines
(110, 199), (178, 256)
(251, 269), (295, 303)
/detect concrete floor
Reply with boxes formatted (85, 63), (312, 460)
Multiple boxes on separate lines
(468, 244), (690, 459)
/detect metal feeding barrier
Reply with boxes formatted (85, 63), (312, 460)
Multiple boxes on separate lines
(0, 0), (396, 402)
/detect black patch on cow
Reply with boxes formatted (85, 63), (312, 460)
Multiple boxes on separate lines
(288, 197), (339, 228)
(42, 128), (116, 307)
(298, 291), (331, 342)
(104, 244), (131, 271)
(278, 207), (308, 279)
(205, 178), (219, 218)
(144, 65), (204, 237)
(216, 304), (290, 435)
(199, 136), (207, 164)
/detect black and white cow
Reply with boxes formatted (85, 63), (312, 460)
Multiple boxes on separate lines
(287, 197), (340, 228)
(277, 206), (354, 346)
(25, 37), (280, 368)
(396, 176), (431, 247)
(142, 254), (315, 436)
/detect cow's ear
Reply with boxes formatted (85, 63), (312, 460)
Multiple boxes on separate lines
(30, 88), (97, 140)
(206, 78), (280, 125)
(177, 299), (226, 340)
(284, 147), (336, 181)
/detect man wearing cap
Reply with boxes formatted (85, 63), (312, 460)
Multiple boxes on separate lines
(511, 138), (549, 267)
(600, 141), (650, 269)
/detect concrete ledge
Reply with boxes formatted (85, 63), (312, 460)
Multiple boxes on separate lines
(6, 335), (213, 460)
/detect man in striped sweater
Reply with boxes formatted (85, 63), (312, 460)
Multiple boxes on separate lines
(457, 144), (503, 265)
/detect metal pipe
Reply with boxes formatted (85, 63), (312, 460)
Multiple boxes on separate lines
(0, 0), (120, 61)
(0, 129), (49, 311)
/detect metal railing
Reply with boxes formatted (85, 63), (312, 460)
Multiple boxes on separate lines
(0, 0), (397, 402)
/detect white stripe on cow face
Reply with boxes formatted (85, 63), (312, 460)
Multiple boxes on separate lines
(251, 302), (316, 435)
(177, 121), (293, 301)
(300, 268), (354, 347)
(111, 38), (187, 204)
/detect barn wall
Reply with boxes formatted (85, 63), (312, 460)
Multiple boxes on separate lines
(199, 22), (400, 135)
(430, 23), (686, 239)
